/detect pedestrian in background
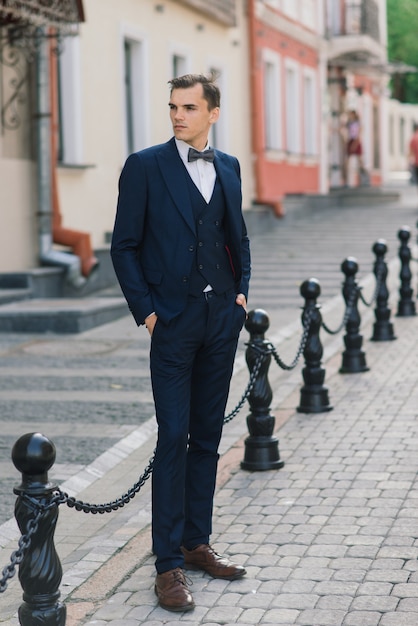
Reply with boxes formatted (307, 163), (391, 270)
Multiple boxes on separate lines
(346, 109), (365, 186)
(111, 73), (250, 613)
(408, 122), (418, 189)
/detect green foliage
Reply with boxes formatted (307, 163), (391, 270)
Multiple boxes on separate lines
(387, 0), (418, 102)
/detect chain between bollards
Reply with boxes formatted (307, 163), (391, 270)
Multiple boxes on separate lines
(0, 508), (43, 594)
(267, 309), (313, 371)
(321, 280), (357, 336)
(0, 347), (266, 605)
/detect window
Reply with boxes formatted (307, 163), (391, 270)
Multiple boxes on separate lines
(285, 59), (300, 154)
(326, 0), (341, 36)
(301, 0), (317, 30)
(208, 65), (227, 151)
(389, 114), (394, 156)
(303, 68), (317, 156)
(172, 54), (187, 79)
(263, 49), (282, 151)
(123, 36), (147, 156)
(400, 117), (405, 156)
(57, 35), (83, 164)
(282, 0), (298, 19)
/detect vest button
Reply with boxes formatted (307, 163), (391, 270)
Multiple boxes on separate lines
(198, 264), (204, 270)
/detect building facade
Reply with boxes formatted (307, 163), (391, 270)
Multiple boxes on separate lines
(249, 0), (325, 214)
(0, 0), (252, 282)
(0, 0), (402, 287)
(248, 0), (389, 214)
(325, 0), (389, 188)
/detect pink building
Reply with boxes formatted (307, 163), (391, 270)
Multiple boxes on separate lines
(248, 0), (388, 213)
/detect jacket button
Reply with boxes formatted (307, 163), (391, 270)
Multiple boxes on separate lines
(198, 264), (204, 270)
(189, 245), (194, 252)
(216, 264), (220, 269)
(215, 220), (220, 226)
(182, 276), (188, 283)
(198, 241), (204, 247)
(198, 219), (203, 225)
(215, 242), (220, 247)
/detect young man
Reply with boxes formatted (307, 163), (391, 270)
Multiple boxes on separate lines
(111, 73), (251, 612)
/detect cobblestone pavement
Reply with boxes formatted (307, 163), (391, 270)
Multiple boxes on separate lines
(1, 183), (418, 625)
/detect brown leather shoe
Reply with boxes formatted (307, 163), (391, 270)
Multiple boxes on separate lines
(155, 567), (195, 612)
(181, 544), (246, 580)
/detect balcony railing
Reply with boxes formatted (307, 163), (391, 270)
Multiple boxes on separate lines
(173, 0), (236, 27)
(346, 0), (379, 41)
(328, 0), (380, 43)
(0, 0), (84, 29)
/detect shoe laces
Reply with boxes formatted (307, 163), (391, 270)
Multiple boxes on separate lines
(172, 568), (193, 587)
(206, 544), (222, 558)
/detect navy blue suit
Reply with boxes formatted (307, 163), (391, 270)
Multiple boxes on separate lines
(111, 137), (251, 573)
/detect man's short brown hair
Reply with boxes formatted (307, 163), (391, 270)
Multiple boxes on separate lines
(168, 72), (220, 110)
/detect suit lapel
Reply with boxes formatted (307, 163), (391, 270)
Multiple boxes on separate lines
(156, 138), (196, 234)
(214, 152), (241, 235)
(214, 153), (240, 205)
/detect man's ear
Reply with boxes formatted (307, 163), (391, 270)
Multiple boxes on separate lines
(209, 107), (220, 124)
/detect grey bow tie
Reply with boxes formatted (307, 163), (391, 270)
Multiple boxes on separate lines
(188, 147), (215, 163)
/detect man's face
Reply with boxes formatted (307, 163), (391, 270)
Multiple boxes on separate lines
(169, 83), (219, 151)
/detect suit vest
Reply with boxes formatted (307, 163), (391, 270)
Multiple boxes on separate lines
(185, 174), (235, 297)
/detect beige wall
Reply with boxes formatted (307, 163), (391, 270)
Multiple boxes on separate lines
(0, 158), (37, 270)
(0, 0), (252, 272)
(0, 59), (37, 271)
(57, 0), (253, 250)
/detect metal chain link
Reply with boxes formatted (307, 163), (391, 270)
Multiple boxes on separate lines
(223, 351), (265, 424)
(57, 453), (155, 514)
(321, 283), (358, 335)
(0, 350), (265, 588)
(268, 309), (313, 370)
(0, 507), (42, 593)
(359, 264), (384, 307)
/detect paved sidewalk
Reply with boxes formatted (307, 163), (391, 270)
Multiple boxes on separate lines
(72, 299), (418, 626)
(1, 184), (418, 625)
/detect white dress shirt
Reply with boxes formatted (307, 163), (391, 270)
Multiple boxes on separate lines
(175, 138), (216, 203)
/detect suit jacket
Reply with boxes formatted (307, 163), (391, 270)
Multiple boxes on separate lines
(111, 137), (251, 326)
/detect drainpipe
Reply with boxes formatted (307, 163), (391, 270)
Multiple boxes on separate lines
(35, 28), (85, 288)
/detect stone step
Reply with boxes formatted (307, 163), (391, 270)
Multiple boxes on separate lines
(0, 297), (129, 333)
(306, 187), (401, 209)
(0, 288), (32, 305)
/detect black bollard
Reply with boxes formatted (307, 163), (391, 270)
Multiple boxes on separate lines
(370, 239), (396, 341)
(12, 433), (66, 626)
(297, 279), (332, 413)
(241, 309), (284, 471)
(397, 226), (416, 317)
(339, 257), (369, 373)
